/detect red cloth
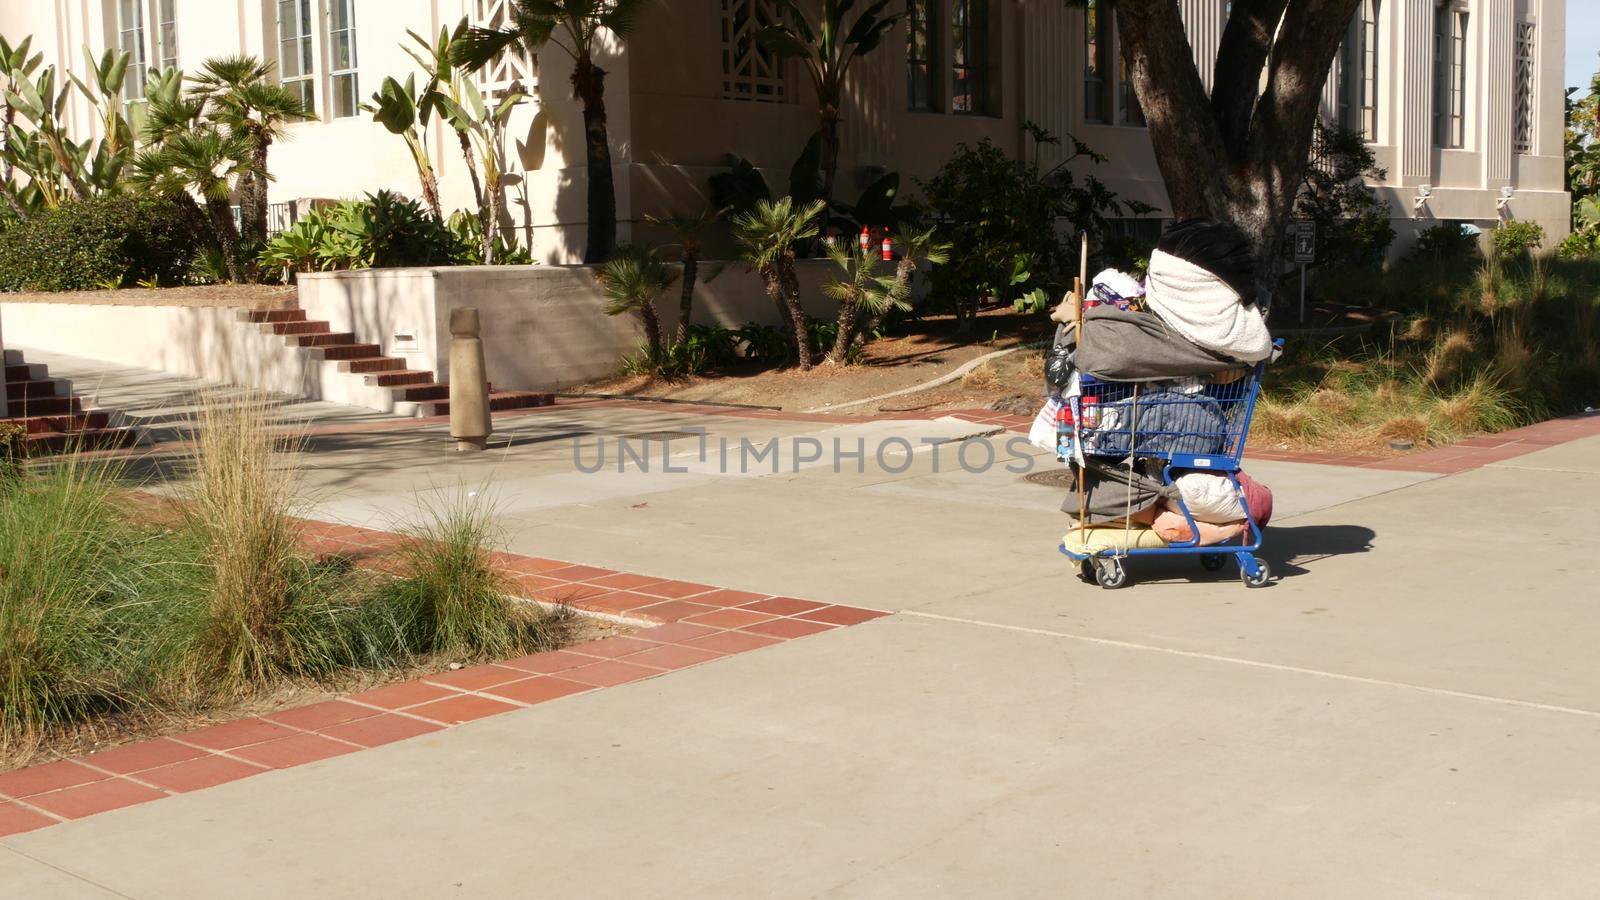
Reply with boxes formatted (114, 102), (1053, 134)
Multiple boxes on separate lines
(1237, 471), (1273, 527)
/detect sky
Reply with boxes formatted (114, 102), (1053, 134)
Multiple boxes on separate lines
(1570, 8), (1600, 96)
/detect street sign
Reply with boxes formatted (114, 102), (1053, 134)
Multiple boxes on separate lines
(1292, 221), (1316, 263)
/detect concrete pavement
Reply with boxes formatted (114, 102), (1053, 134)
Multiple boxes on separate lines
(7, 403), (1600, 897)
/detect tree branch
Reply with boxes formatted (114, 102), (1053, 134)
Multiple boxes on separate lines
(1209, 0), (1287, 158)
(1116, 0), (1229, 217)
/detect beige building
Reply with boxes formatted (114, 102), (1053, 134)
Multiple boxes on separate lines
(0, 0), (1572, 262)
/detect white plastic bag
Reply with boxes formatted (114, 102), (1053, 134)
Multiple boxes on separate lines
(1028, 397), (1062, 452)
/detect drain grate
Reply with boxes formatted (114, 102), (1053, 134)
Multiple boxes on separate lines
(1021, 468), (1077, 489)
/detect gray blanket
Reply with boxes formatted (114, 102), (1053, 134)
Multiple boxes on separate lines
(1059, 458), (1175, 525)
(1061, 308), (1238, 382)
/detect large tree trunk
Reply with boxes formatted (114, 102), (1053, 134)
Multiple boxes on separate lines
(818, 106), (841, 210)
(1116, 0), (1361, 302)
(573, 56), (616, 263)
(676, 247), (698, 345)
(826, 299), (858, 366)
(241, 136), (272, 248)
(777, 253), (814, 369)
(205, 198), (245, 283)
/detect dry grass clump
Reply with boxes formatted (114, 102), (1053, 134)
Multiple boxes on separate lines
(1423, 328), (1476, 389)
(961, 362), (1001, 391)
(1016, 349), (1047, 383)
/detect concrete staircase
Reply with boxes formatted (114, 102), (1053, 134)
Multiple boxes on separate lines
(1, 349), (142, 455)
(238, 308), (553, 417)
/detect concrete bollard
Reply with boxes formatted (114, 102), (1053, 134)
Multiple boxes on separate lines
(449, 306), (492, 453)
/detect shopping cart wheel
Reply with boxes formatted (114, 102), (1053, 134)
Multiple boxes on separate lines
(1093, 558), (1128, 590)
(1240, 557), (1272, 588)
(1078, 559), (1097, 583)
(1200, 553), (1227, 572)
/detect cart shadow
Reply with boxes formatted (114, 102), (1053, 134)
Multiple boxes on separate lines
(1257, 524), (1376, 579)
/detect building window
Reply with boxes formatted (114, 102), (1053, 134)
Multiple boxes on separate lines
(1119, 58), (1144, 126)
(1512, 21), (1535, 154)
(1433, 2), (1467, 149)
(327, 0), (358, 118)
(473, 0), (538, 101)
(1339, 0), (1378, 138)
(116, 0), (148, 99)
(277, 0), (316, 114)
(906, 0), (937, 111)
(155, 0), (178, 70)
(721, 0), (790, 103)
(1084, 0), (1111, 124)
(951, 0), (989, 114)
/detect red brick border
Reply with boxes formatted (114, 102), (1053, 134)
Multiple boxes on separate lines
(0, 521), (888, 837)
(943, 408), (1600, 476)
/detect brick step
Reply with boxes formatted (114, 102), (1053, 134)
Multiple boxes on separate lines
(4, 364), (44, 381)
(4, 378), (65, 399)
(420, 391), (556, 417)
(395, 383), (449, 402)
(294, 332), (358, 348)
(366, 370), (435, 387)
(2, 349), (21, 366)
(1, 411), (112, 436)
(309, 343), (382, 361)
(22, 427), (140, 456)
(338, 357), (408, 374)
(268, 320), (331, 336)
(239, 308), (307, 324)
(3, 395), (82, 416)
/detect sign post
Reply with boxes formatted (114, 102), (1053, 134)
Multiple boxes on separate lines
(1292, 221), (1316, 323)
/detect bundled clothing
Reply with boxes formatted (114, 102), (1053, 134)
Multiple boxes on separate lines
(1143, 218), (1274, 364)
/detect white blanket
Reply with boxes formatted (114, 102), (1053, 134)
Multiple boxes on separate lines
(1144, 249), (1274, 363)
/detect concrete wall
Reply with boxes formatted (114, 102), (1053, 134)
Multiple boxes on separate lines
(0, 301), (399, 410)
(298, 260), (841, 392)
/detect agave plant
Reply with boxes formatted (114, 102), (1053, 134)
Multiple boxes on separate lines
(733, 197), (826, 369)
(597, 243), (678, 365)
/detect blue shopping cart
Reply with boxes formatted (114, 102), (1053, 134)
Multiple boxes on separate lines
(1056, 342), (1280, 590)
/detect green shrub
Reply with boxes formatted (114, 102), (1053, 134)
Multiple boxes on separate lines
(1296, 121), (1396, 269)
(1407, 223), (1481, 262)
(0, 194), (201, 292)
(257, 191), (465, 277)
(1558, 231), (1599, 260)
(1491, 219), (1545, 258)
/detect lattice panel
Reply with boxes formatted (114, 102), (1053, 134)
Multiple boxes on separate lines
(1512, 22), (1535, 154)
(721, 0), (792, 103)
(474, 0), (539, 100)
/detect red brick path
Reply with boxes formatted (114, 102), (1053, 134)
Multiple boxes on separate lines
(0, 520), (888, 837)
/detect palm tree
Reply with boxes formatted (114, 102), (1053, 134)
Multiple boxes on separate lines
(758, 0), (901, 209)
(598, 243), (677, 365)
(821, 239), (909, 365)
(866, 224), (950, 337)
(190, 56), (310, 247)
(131, 129), (254, 282)
(406, 21), (486, 231)
(367, 75), (442, 220)
(733, 197), (826, 370)
(644, 203), (724, 345)
(454, 0), (651, 263)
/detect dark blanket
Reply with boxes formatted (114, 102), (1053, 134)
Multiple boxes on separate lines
(1061, 308), (1238, 382)
(1087, 390), (1229, 457)
(1060, 458), (1174, 525)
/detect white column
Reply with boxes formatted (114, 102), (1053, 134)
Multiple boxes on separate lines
(1177, 0), (1226, 93)
(1021, 0), (1073, 168)
(1480, 0), (1513, 187)
(1397, 0), (1434, 184)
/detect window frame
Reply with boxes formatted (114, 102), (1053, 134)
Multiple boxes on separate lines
(1339, 0), (1379, 139)
(326, 0), (359, 119)
(950, 0), (991, 116)
(1433, 2), (1467, 149)
(721, 0), (793, 104)
(116, 0), (148, 100)
(154, 0), (177, 71)
(1084, 0), (1112, 124)
(277, 0), (317, 116)
(906, 0), (939, 112)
